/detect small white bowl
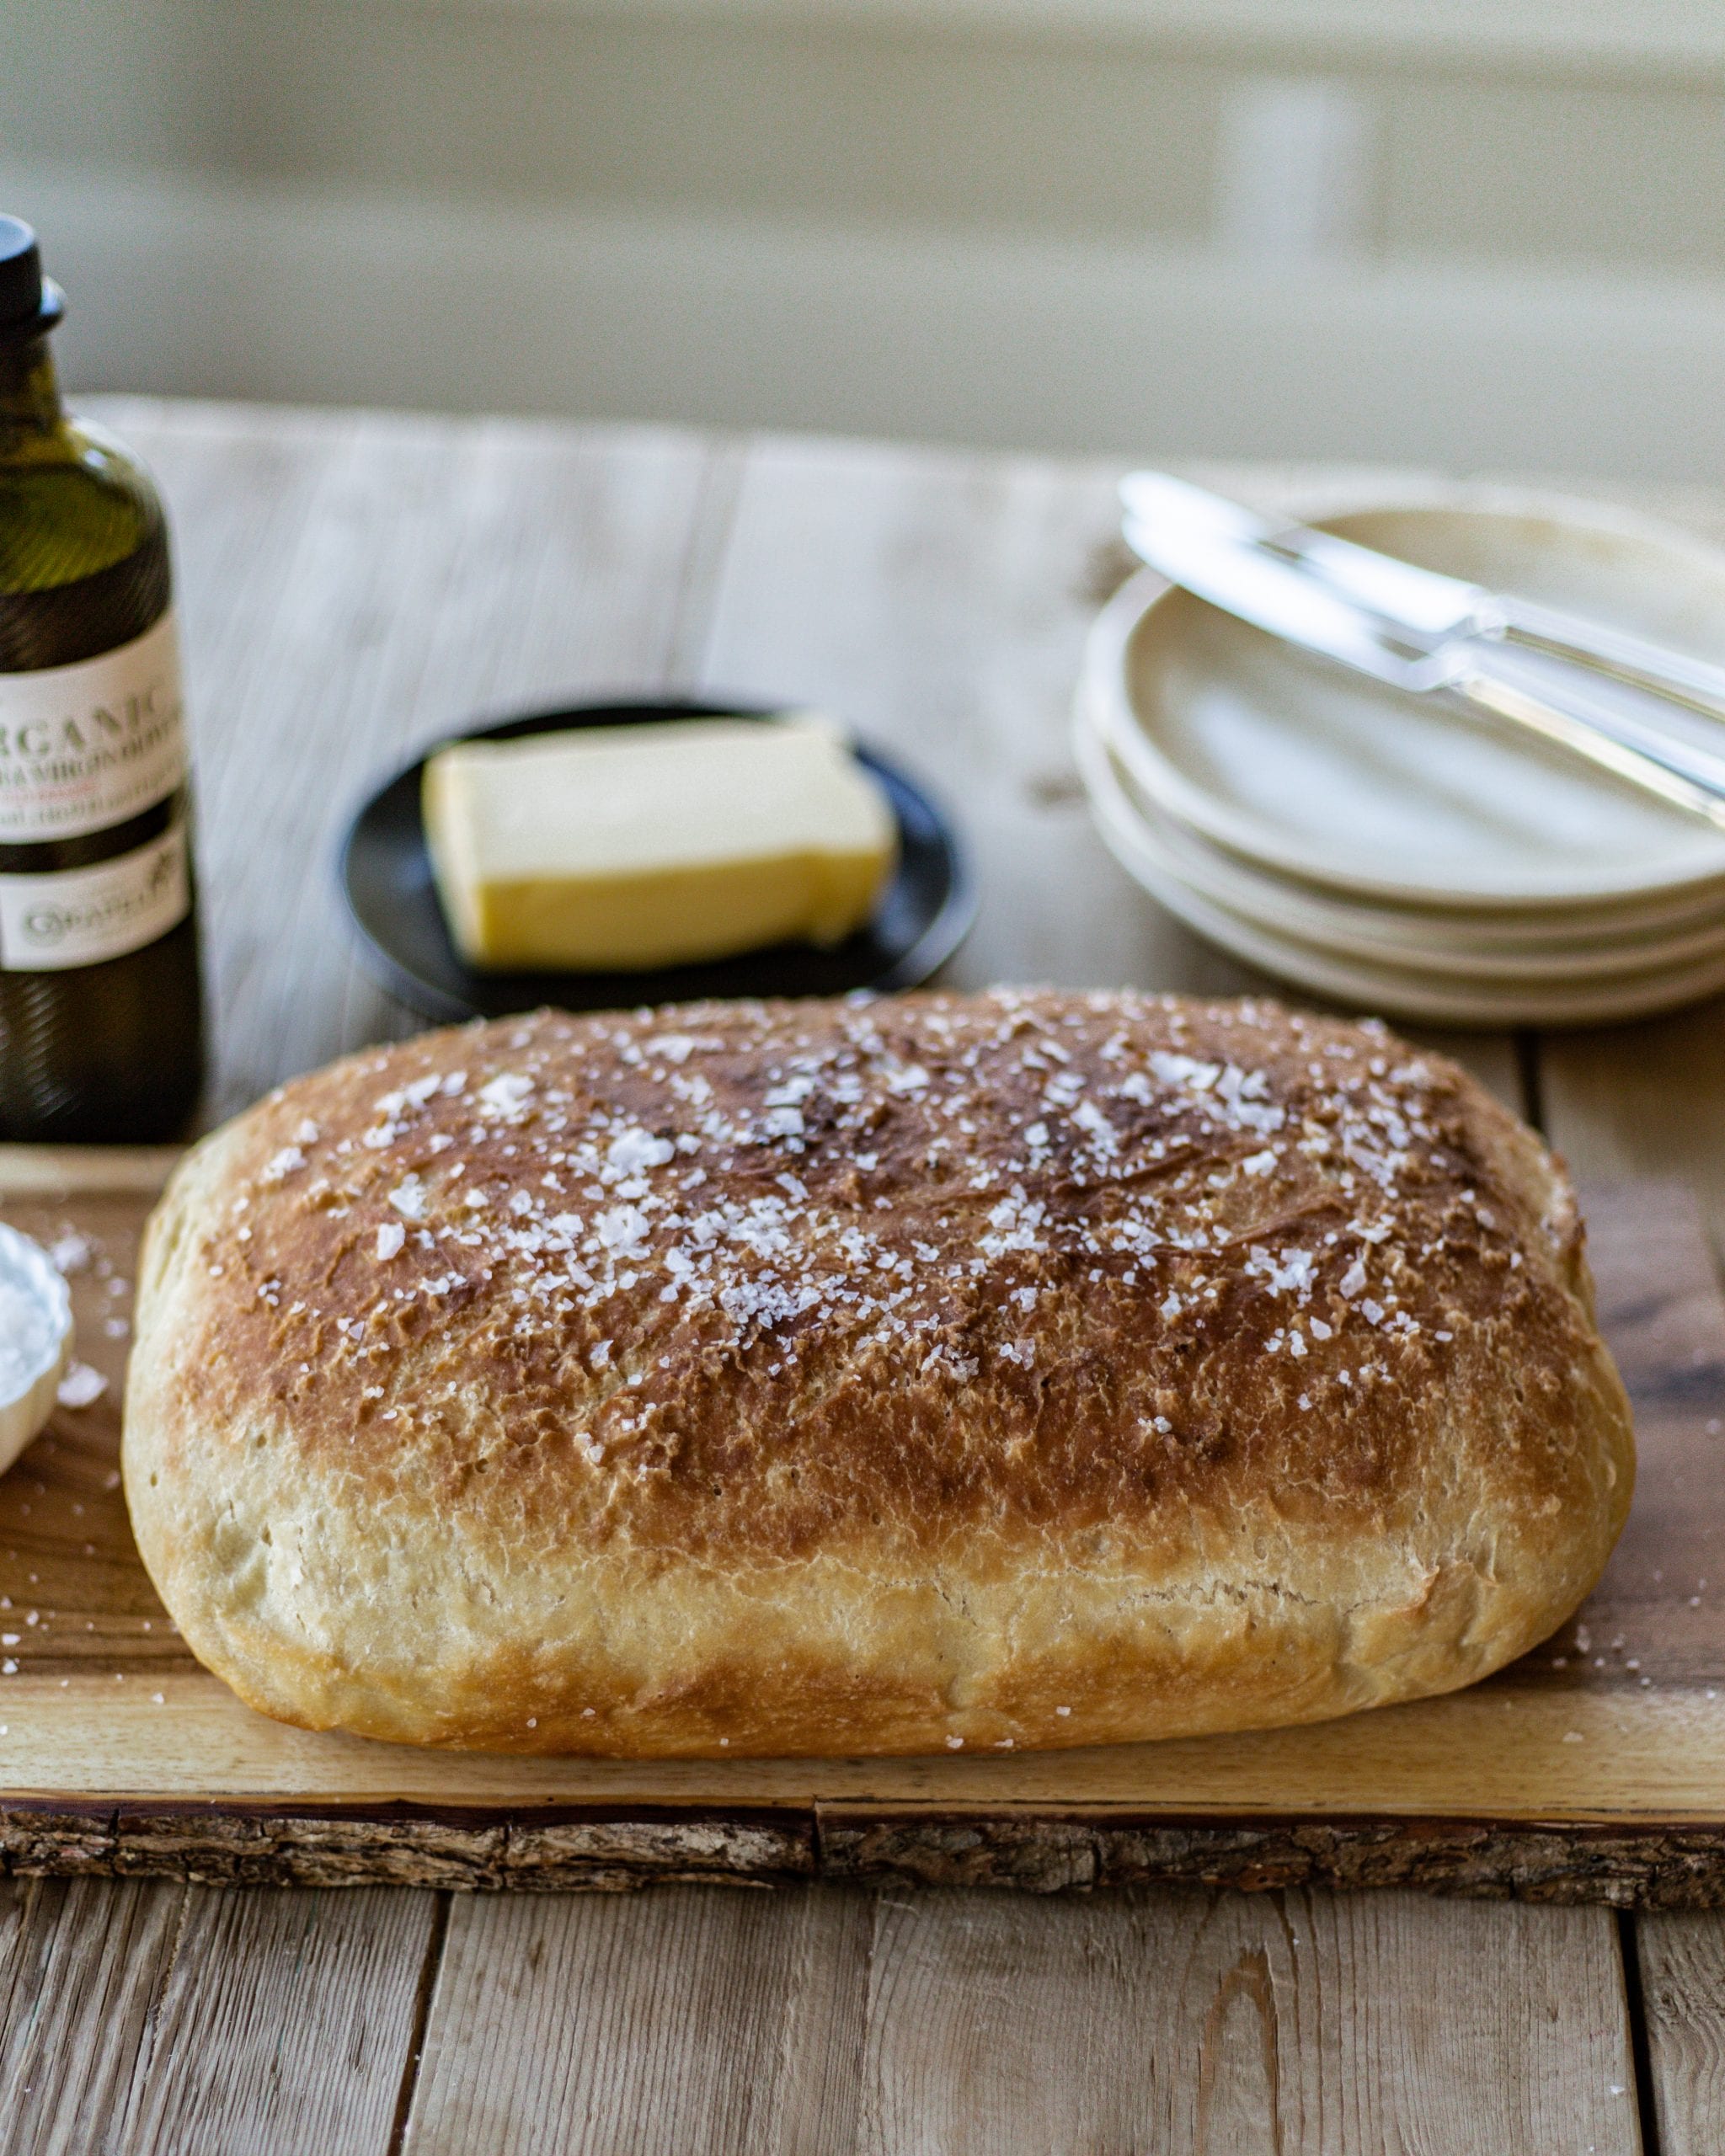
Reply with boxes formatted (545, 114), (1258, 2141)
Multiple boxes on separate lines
(0, 1223), (72, 1477)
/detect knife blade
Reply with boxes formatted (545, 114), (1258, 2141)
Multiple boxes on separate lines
(1121, 471), (1491, 640)
(1120, 471), (1725, 722)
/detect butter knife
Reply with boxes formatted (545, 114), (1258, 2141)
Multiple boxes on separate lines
(1117, 519), (1725, 835)
(1120, 472), (1725, 725)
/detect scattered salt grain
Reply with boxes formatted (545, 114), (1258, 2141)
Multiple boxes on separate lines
(388, 1176), (427, 1221)
(478, 1072), (535, 1118)
(56, 1364), (106, 1411)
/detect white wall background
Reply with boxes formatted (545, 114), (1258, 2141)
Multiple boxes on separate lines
(6, 0), (1725, 478)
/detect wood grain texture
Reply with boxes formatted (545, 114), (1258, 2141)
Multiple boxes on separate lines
(1541, 1004), (1725, 1257)
(1638, 1911), (1725, 2156)
(0, 1874), (435, 2156)
(399, 1883), (1638, 2156)
(401, 1884), (873, 2156)
(697, 435), (1266, 1006)
(856, 1887), (1637, 2156)
(5, 1671), (1724, 1819)
(699, 435), (1229, 1001)
(0, 1876), (180, 2156)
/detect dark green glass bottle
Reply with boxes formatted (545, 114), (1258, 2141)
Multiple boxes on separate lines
(0, 216), (203, 1141)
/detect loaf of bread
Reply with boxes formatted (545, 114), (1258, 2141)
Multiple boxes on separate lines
(124, 990), (1633, 1757)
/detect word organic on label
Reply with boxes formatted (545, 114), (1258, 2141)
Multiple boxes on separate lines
(0, 609), (187, 841)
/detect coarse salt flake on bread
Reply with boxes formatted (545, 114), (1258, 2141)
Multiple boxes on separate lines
(122, 990), (1633, 1757)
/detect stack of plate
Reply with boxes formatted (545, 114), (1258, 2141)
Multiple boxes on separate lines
(1075, 490), (1725, 1026)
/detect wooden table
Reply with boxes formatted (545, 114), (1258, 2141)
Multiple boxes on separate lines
(3, 400), (1723, 2153)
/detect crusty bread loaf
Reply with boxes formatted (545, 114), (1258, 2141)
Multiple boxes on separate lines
(123, 990), (1632, 1757)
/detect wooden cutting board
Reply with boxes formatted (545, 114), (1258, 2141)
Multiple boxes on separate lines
(1, 1148), (1722, 1905)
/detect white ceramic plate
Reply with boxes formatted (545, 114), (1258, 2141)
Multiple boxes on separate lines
(1078, 691), (1725, 982)
(1076, 702), (1725, 1024)
(1084, 673), (1725, 945)
(1086, 489), (1725, 910)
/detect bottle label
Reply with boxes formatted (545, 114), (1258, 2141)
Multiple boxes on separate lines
(0, 609), (187, 841)
(0, 819), (190, 971)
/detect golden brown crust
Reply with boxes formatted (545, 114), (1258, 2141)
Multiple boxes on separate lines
(123, 990), (1634, 1756)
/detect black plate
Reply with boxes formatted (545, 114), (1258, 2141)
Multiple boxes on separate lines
(339, 699), (975, 1023)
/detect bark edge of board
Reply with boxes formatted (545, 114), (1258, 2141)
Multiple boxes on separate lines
(5, 1801), (1725, 1905)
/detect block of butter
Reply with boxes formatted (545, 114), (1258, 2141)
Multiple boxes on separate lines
(423, 715), (898, 971)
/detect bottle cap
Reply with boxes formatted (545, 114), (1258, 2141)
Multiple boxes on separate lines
(0, 216), (66, 340)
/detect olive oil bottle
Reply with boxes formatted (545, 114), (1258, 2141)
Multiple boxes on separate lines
(0, 216), (202, 1140)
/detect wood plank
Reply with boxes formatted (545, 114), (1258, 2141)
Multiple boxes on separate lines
(0, 1149), (180, 1200)
(0, 1876), (180, 2156)
(401, 1885), (873, 2156)
(856, 1888), (1637, 2156)
(1637, 1910), (1725, 2156)
(109, 1886), (436, 2156)
(0, 1874), (435, 2156)
(1542, 1002), (1725, 1251)
(403, 1883), (1638, 2155)
(6, 1674), (1725, 1824)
